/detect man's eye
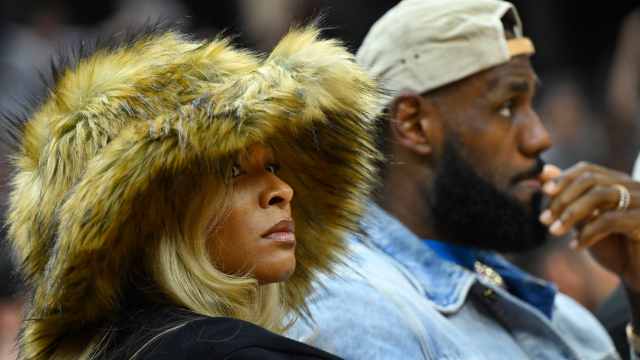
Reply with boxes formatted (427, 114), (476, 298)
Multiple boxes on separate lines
(266, 163), (281, 174)
(231, 164), (243, 177)
(498, 100), (514, 118)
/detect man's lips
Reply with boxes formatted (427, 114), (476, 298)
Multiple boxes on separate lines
(511, 159), (546, 187)
(262, 219), (296, 244)
(517, 178), (542, 190)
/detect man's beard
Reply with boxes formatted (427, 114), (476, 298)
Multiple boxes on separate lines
(428, 140), (548, 253)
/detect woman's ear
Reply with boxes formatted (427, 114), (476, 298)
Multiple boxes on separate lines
(389, 94), (434, 156)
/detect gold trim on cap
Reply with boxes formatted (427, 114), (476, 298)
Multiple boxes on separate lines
(507, 37), (535, 57)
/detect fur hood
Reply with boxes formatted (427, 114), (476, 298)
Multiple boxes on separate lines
(6, 26), (382, 359)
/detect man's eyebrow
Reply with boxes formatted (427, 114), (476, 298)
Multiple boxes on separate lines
(488, 75), (539, 96)
(508, 80), (530, 93)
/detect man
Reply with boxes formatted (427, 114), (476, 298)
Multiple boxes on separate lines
(288, 0), (640, 359)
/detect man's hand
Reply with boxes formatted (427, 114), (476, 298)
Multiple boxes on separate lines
(539, 162), (640, 291)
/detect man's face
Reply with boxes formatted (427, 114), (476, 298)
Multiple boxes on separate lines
(427, 56), (552, 252)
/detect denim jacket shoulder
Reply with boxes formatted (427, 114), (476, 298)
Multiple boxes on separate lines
(289, 204), (620, 360)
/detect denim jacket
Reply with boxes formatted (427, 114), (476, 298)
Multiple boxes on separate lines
(288, 204), (623, 359)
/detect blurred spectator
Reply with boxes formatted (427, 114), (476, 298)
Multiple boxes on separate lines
(608, 8), (640, 132)
(237, 0), (305, 51)
(541, 74), (611, 169)
(0, 1), (83, 115)
(608, 8), (640, 173)
(0, 0), (188, 116)
(236, 0), (400, 52)
(0, 246), (22, 360)
(99, 0), (188, 34)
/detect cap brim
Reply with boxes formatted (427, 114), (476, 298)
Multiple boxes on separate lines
(507, 37), (535, 57)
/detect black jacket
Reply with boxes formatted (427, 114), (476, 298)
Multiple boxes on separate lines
(103, 305), (341, 360)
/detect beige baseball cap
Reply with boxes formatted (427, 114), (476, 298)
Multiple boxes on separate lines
(356, 0), (535, 96)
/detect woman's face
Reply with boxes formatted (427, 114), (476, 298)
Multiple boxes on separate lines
(208, 144), (296, 284)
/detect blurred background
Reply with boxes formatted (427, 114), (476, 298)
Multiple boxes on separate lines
(0, 0), (640, 359)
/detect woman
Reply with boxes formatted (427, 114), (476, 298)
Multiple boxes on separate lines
(5, 25), (382, 359)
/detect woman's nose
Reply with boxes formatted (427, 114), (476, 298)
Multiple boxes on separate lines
(260, 174), (294, 209)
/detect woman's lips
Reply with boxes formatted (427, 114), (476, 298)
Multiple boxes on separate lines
(262, 219), (296, 245)
(264, 231), (296, 243)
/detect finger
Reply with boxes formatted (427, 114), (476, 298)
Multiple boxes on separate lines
(549, 185), (617, 236)
(577, 209), (640, 249)
(543, 162), (627, 196)
(543, 162), (595, 196)
(539, 164), (562, 183)
(547, 172), (611, 221)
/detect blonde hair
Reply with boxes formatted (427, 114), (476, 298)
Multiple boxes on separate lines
(148, 173), (290, 333)
(80, 170), (290, 360)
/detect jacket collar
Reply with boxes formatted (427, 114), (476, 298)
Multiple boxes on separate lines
(358, 203), (557, 317)
(427, 240), (557, 318)
(359, 203), (475, 314)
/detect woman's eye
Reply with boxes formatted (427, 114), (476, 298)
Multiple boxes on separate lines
(498, 100), (514, 118)
(231, 164), (243, 177)
(266, 163), (280, 174)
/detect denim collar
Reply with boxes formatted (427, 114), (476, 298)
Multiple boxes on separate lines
(358, 203), (475, 314)
(427, 240), (557, 318)
(358, 203), (557, 318)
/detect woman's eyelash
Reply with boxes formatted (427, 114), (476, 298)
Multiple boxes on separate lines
(231, 163), (279, 177)
(266, 163), (281, 173)
(231, 164), (243, 177)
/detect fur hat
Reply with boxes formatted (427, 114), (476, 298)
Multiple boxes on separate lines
(6, 26), (382, 359)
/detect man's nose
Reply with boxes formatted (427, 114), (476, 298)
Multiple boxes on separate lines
(518, 109), (552, 157)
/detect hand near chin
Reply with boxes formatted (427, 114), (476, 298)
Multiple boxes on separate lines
(538, 162), (640, 291)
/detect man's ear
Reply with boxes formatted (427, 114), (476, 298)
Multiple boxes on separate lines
(389, 94), (434, 156)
